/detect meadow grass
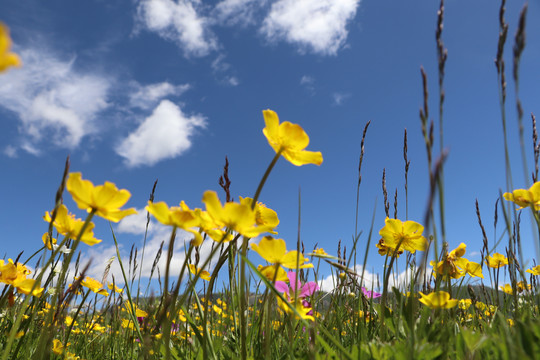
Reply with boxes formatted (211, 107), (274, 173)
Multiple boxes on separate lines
(2, 0), (540, 359)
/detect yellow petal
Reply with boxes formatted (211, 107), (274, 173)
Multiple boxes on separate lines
(403, 220), (424, 235)
(146, 201), (173, 225)
(94, 182), (131, 210)
(283, 149), (323, 166)
(257, 264), (288, 282)
(279, 121), (310, 150)
(202, 191), (225, 222)
(262, 109), (280, 143)
(67, 172), (94, 210)
(0, 23), (21, 72)
(451, 243), (467, 258)
(280, 251), (313, 269)
(251, 236), (286, 264)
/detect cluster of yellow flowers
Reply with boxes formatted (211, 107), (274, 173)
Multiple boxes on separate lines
(145, 110), (321, 252)
(430, 243), (483, 280)
(52, 339), (82, 359)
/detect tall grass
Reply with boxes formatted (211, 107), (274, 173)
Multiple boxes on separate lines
(2, 0), (540, 359)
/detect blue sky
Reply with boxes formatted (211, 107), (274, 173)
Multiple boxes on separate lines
(1, 0), (540, 292)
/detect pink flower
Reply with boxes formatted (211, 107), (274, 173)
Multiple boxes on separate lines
(274, 271), (318, 315)
(362, 287), (381, 299)
(275, 271), (319, 299)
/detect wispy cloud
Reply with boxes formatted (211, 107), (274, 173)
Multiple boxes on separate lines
(260, 0), (360, 55)
(212, 0), (266, 27)
(210, 54), (240, 86)
(332, 92), (350, 106)
(129, 81), (190, 110)
(3, 145), (17, 158)
(136, 0), (217, 58)
(300, 75), (315, 94)
(116, 99), (206, 167)
(224, 76), (239, 86)
(0, 47), (110, 155)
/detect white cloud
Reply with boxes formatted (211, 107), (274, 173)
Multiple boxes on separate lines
(225, 76), (239, 86)
(0, 47), (110, 153)
(136, 0), (217, 57)
(211, 54), (230, 72)
(117, 208), (155, 235)
(3, 145), (17, 158)
(300, 75), (315, 94)
(210, 55), (239, 86)
(300, 75), (314, 86)
(332, 92), (350, 106)
(129, 81), (190, 110)
(212, 0), (265, 27)
(116, 99), (206, 167)
(260, 0), (360, 55)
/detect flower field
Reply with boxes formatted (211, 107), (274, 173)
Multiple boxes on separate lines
(2, 1), (540, 359)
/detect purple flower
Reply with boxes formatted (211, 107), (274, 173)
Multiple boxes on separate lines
(362, 287), (381, 299)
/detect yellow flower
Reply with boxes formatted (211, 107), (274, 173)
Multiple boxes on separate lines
(202, 191), (273, 238)
(79, 277), (109, 296)
(485, 253), (508, 268)
(0, 259), (43, 296)
(65, 316), (78, 327)
(44, 204), (101, 246)
(431, 243), (483, 279)
(257, 264), (288, 282)
(475, 301), (486, 311)
(526, 265), (540, 275)
(146, 200), (203, 245)
(122, 303), (147, 317)
(313, 248), (328, 256)
(262, 109), (323, 166)
(188, 264), (211, 281)
(239, 197), (279, 233)
(503, 182), (540, 210)
(178, 309), (187, 322)
(376, 239), (404, 257)
(42, 233), (57, 250)
(516, 281), (531, 293)
(52, 339), (68, 355)
(66, 172), (137, 222)
(0, 23), (21, 72)
(121, 318), (135, 330)
(251, 236), (313, 269)
(12, 278), (44, 296)
(378, 217), (427, 254)
(418, 291), (458, 309)
(276, 296), (314, 321)
(213, 305), (223, 315)
(106, 283), (123, 293)
(500, 284), (513, 295)
(458, 299), (472, 310)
